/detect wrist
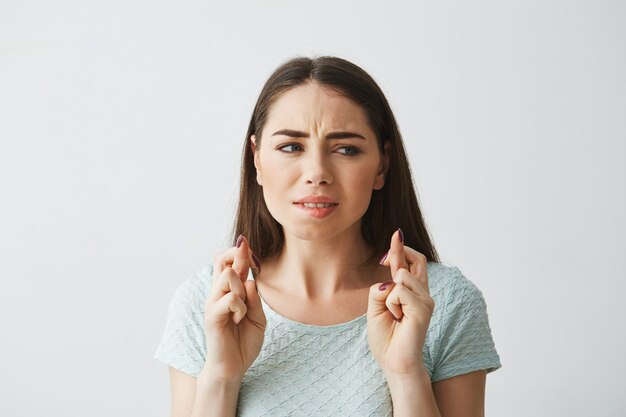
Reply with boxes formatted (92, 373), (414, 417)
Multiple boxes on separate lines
(198, 366), (243, 388)
(383, 365), (441, 417)
(192, 368), (242, 417)
(383, 363), (431, 388)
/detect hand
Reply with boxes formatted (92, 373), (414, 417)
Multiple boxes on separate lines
(202, 235), (266, 383)
(366, 229), (435, 377)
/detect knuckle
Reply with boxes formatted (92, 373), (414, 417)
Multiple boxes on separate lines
(224, 291), (239, 304)
(409, 252), (426, 265)
(394, 275), (403, 286)
(396, 270), (411, 285)
(385, 295), (397, 310)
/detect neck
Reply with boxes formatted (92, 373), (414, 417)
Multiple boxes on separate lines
(259, 223), (384, 301)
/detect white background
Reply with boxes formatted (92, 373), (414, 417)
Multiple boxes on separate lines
(1, 1), (624, 416)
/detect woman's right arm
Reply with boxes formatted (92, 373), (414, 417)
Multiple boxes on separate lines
(169, 366), (241, 417)
(168, 235), (265, 417)
(169, 367), (196, 417)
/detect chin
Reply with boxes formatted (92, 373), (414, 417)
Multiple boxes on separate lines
(282, 218), (364, 243)
(285, 225), (336, 242)
(270, 205), (366, 242)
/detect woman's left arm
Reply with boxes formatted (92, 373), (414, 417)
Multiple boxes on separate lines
(384, 366), (441, 417)
(367, 230), (488, 417)
(385, 368), (486, 417)
(384, 364), (486, 417)
(431, 370), (486, 417)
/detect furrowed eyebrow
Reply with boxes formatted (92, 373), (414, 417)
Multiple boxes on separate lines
(271, 129), (366, 140)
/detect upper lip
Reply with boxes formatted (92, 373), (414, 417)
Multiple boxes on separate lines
(294, 195), (339, 204)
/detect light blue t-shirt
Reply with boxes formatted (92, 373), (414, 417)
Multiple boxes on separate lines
(154, 261), (502, 416)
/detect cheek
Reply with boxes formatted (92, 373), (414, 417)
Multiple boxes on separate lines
(261, 158), (294, 189)
(345, 169), (378, 208)
(258, 159), (294, 213)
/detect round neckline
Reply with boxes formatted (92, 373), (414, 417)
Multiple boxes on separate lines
(239, 261), (441, 329)
(253, 281), (368, 330)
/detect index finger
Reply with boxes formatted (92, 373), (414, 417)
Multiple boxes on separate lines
(381, 230), (429, 285)
(212, 238), (261, 279)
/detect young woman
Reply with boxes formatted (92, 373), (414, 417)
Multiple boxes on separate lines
(155, 56), (502, 417)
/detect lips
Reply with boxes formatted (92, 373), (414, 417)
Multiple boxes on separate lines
(294, 195), (339, 204)
(293, 195), (339, 219)
(300, 202), (338, 208)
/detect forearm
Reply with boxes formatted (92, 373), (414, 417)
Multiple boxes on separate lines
(385, 366), (441, 417)
(191, 371), (241, 417)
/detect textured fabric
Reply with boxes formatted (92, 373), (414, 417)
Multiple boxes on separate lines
(154, 261), (502, 415)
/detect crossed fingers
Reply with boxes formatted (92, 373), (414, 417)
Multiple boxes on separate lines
(379, 229), (431, 320)
(209, 234), (261, 305)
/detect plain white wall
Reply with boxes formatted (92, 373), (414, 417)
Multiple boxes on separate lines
(1, 0), (624, 415)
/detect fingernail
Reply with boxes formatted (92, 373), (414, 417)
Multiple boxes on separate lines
(252, 253), (261, 271)
(379, 280), (394, 291)
(398, 228), (404, 244)
(378, 252), (388, 265)
(236, 234), (244, 248)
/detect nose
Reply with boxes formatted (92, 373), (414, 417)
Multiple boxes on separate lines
(304, 147), (333, 186)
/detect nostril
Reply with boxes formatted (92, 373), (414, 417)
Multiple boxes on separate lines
(307, 179), (329, 185)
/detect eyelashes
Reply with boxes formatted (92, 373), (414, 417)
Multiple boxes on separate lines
(277, 143), (362, 156)
(278, 144), (304, 153)
(336, 146), (361, 156)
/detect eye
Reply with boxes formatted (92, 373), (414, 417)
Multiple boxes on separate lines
(278, 143), (304, 153)
(336, 146), (361, 156)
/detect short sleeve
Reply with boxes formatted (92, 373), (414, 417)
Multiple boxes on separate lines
(431, 267), (502, 382)
(153, 264), (213, 377)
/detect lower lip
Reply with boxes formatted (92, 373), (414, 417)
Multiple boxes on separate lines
(294, 203), (338, 219)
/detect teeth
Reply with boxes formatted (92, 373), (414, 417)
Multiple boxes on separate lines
(302, 203), (336, 208)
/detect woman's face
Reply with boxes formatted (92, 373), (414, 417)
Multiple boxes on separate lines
(251, 81), (389, 242)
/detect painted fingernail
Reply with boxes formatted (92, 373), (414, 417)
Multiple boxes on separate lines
(236, 234), (244, 248)
(251, 253), (261, 270)
(398, 228), (404, 244)
(379, 280), (394, 291)
(378, 252), (388, 265)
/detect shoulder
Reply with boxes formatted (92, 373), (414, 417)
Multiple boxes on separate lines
(426, 261), (484, 301)
(425, 262), (502, 381)
(426, 261), (490, 335)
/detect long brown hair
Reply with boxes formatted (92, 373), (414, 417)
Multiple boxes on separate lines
(233, 55), (440, 266)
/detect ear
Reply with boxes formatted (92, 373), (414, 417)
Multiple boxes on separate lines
(373, 140), (390, 190)
(251, 135), (263, 186)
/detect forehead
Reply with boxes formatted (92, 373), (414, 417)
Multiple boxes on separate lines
(264, 82), (372, 133)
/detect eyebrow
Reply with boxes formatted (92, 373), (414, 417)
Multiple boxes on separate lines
(271, 129), (366, 140)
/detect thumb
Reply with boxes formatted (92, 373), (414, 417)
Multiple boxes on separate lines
(243, 280), (266, 326)
(367, 280), (396, 318)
